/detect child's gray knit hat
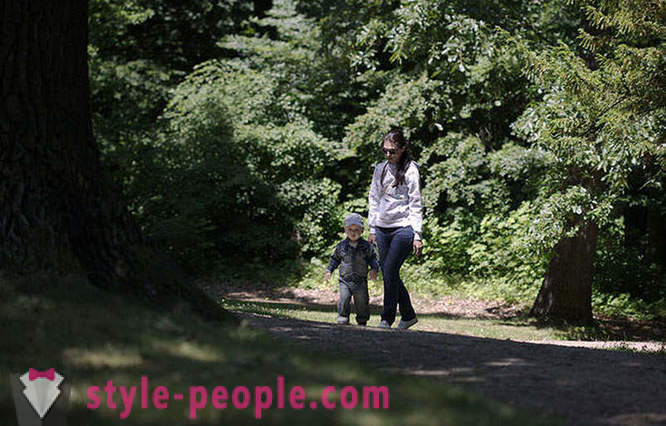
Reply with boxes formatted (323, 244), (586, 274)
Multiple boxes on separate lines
(344, 213), (364, 228)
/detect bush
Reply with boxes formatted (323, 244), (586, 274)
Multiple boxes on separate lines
(466, 202), (548, 302)
(121, 60), (341, 270)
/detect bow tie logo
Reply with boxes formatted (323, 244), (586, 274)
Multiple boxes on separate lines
(12, 368), (68, 423)
(28, 368), (55, 381)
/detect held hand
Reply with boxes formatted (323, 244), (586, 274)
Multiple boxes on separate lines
(369, 270), (377, 281)
(368, 233), (376, 245)
(324, 271), (331, 284)
(413, 239), (423, 256)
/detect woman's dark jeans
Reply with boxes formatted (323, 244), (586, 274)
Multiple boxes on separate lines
(375, 226), (416, 325)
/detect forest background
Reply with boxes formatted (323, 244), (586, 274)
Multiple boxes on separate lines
(89, 0), (665, 321)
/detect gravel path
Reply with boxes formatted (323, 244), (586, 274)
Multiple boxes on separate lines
(237, 312), (666, 426)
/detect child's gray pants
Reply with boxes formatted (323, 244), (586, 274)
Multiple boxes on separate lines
(338, 278), (370, 324)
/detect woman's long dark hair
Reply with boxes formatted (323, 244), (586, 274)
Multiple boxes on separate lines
(380, 128), (411, 187)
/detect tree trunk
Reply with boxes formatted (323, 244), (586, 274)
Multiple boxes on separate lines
(530, 221), (599, 324)
(0, 0), (141, 284)
(0, 1), (231, 322)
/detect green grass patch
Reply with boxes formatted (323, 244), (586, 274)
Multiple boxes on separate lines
(221, 299), (608, 342)
(0, 274), (558, 425)
(218, 258), (666, 325)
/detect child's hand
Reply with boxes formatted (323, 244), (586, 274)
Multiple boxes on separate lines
(369, 270), (377, 281)
(324, 271), (331, 283)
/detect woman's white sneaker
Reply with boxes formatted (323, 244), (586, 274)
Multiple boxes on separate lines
(378, 320), (391, 329)
(397, 318), (418, 329)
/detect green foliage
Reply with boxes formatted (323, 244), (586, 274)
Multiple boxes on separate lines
(87, 0), (665, 318)
(466, 202), (549, 301)
(89, 0), (256, 151)
(89, 50), (179, 160)
(129, 58), (341, 268)
(422, 133), (510, 213)
(592, 291), (666, 320)
(137, 87), (295, 266)
(344, 73), (446, 167)
(593, 216), (666, 315)
(337, 0), (664, 316)
(501, 0), (666, 315)
(507, 2), (665, 235)
(511, 0), (665, 214)
(90, 0), (255, 70)
(419, 214), (477, 275)
(223, 0), (375, 140)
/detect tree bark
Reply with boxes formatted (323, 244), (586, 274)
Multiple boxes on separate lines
(0, 0), (141, 284)
(0, 1), (232, 323)
(530, 221), (598, 324)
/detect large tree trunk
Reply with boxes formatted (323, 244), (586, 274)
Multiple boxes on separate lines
(1, 0), (139, 284)
(530, 221), (599, 324)
(0, 1), (230, 322)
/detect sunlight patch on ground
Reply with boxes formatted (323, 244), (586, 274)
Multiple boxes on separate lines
(63, 345), (143, 368)
(484, 358), (532, 367)
(148, 337), (225, 362)
(408, 367), (476, 377)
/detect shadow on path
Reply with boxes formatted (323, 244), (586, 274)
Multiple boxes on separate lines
(238, 312), (666, 426)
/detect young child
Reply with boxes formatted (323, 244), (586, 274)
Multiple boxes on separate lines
(324, 213), (379, 325)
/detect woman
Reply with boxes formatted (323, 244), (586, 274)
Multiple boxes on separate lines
(368, 128), (423, 329)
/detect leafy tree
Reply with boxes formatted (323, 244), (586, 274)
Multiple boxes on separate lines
(511, 0), (666, 322)
(131, 2), (344, 268)
(342, 0), (578, 199)
(90, 0), (257, 70)
(340, 0), (572, 277)
(88, 0), (263, 204)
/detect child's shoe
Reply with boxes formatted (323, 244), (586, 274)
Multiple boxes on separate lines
(336, 316), (350, 325)
(396, 317), (418, 329)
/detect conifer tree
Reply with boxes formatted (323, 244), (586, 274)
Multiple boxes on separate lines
(521, 0), (665, 322)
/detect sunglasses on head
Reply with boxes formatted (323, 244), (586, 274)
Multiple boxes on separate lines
(382, 148), (398, 155)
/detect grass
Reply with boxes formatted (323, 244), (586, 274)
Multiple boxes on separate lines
(221, 299), (595, 342)
(0, 273), (559, 425)
(216, 259), (665, 343)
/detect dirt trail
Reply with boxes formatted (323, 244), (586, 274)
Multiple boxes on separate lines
(238, 312), (666, 426)
(204, 283), (666, 425)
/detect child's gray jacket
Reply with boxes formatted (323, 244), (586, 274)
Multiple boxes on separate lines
(327, 238), (379, 283)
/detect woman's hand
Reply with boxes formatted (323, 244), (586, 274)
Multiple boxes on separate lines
(413, 239), (423, 256)
(324, 271), (331, 284)
(368, 233), (376, 245)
